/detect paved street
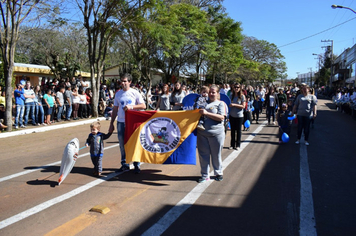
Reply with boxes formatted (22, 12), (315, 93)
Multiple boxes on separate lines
(0, 98), (355, 236)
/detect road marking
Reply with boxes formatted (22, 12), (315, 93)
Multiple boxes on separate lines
(299, 138), (317, 236)
(44, 213), (97, 236)
(0, 144), (120, 183)
(142, 122), (267, 236)
(0, 172), (118, 230)
(0, 118), (106, 139)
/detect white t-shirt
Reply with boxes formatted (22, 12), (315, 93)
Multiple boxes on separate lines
(113, 88), (145, 122)
(79, 94), (87, 104)
(24, 89), (35, 103)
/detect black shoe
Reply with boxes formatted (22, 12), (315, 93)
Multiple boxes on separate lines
(115, 165), (130, 173)
(215, 175), (223, 181)
(134, 166), (141, 174)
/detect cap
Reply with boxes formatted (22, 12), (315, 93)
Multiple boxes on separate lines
(20, 80), (26, 86)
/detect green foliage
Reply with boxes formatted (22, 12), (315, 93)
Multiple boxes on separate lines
(239, 36), (286, 83)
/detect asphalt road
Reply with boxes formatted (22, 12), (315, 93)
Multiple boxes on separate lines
(0, 99), (355, 236)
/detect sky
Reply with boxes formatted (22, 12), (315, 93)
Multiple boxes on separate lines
(222, 0), (356, 79)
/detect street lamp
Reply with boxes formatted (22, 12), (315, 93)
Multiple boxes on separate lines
(331, 4), (356, 14)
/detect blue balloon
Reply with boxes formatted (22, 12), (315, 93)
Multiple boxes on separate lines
(244, 120), (250, 128)
(287, 115), (296, 120)
(261, 97), (265, 102)
(220, 93), (231, 115)
(282, 133), (290, 143)
(182, 93), (199, 110)
(251, 107), (255, 112)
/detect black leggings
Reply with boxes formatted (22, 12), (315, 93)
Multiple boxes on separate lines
(229, 116), (243, 148)
(297, 115), (311, 141)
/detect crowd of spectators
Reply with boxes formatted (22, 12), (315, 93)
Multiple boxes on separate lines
(333, 87), (356, 117)
(1, 73), (356, 132)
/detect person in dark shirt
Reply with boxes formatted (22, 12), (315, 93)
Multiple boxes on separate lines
(85, 121), (112, 176)
(277, 103), (293, 144)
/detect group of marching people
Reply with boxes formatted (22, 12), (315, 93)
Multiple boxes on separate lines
(124, 80), (317, 182)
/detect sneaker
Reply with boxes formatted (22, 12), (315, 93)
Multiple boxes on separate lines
(15, 126), (18, 129)
(198, 177), (210, 183)
(20, 125), (26, 128)
(295, 140), (300, 145)
(234, 147), (240, 151)
(305, 141), (309, 146)
(134, 165), (141, 174)
(197, 123), (205, 131)
(115, 165), (130, 173)
(272, 121), (276, 125)
(229, 146), (233, 150)
(256, 121), (259, 124)
(215, 175), (223, 181)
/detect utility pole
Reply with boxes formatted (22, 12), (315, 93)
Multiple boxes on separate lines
(308, 67), (313, 87)
(321, 40), (333, 87)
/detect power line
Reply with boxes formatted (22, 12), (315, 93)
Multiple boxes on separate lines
(278, 16), (356, 48)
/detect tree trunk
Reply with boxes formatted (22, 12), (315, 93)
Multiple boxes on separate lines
(4, 66), (14, 131)
(90, 66), (99, 117)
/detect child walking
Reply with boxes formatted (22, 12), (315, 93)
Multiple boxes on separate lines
(194, 86), (209, 130)
(85, 121), (112, 176)
(277, 103), (292, 144)
(243, 96), (253, 131)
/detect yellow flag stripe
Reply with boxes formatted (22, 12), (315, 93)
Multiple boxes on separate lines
(125, 110), (201, 164)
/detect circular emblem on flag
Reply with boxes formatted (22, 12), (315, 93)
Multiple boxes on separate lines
(140, 117), (181, 153)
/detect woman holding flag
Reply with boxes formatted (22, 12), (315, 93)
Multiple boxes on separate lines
(197, 84), (227, 183)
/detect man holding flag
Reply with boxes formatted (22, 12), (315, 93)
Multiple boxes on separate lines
(109, 73), (146, 174)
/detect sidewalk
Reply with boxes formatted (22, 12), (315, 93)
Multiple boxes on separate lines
(0, 117), (107, 139)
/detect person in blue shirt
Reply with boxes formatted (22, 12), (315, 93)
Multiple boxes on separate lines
(14, 83), (26, 129)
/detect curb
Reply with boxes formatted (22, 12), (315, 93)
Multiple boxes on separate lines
(0, 117), (107, 139)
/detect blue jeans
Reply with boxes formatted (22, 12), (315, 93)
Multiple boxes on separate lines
(117, 121), (140, 167)
(35, 103), (44, 124)
(24, 102), (36, 125)
(15, 105), (25, 126)
(267, 106), (276, 123)
(65, 104), (72, 120)
(57, 105), (64, 121)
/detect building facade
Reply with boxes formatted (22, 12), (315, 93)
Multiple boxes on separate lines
(332, 43), (356, 88)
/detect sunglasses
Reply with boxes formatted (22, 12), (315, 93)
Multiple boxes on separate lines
(235, 86), (240, 89)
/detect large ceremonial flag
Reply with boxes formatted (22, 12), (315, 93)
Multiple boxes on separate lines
(124, 110), (201, 164)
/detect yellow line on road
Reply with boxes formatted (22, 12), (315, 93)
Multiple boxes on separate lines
(44, 213), (97, 236)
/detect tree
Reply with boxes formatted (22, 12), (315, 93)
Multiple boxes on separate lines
(17, 22), (88, 79)
(240, 36), (286, 84)
(116, 0), (157, 91)
(204, 5), (243, 84)
(76, 0), (146, 117)
(151, 3), (215, 83)
(0, 0), (61, 131)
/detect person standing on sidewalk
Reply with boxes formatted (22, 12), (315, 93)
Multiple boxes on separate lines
(64, 85), (73, 121)
(108, 73), (146, 174)
(14, 82), (26, 129)
(293, 84), (317, 146)
(56, 86), (65, 122)
(24, 81), (36, 126)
